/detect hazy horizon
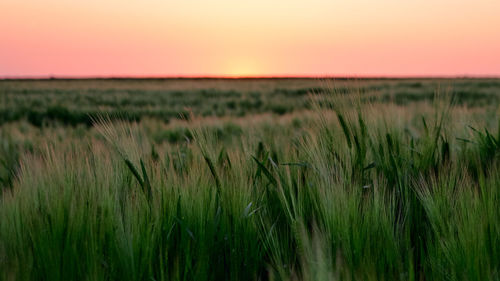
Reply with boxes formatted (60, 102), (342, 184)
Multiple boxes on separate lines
(2, 75), (500, 80)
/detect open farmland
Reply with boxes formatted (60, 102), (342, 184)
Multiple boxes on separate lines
(0, 78), (499, 280)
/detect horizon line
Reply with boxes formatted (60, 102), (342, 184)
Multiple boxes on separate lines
(2, 74), (500, 81)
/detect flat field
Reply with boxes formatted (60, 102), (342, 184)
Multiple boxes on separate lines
(0, 78), (499, 280)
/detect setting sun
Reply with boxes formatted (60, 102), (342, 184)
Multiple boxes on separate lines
(223, 57), (263, 77)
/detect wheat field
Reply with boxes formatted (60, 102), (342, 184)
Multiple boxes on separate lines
(0, 78), (499, 280)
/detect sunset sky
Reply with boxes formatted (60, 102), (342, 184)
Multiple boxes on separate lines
(1, 0), (499, 77)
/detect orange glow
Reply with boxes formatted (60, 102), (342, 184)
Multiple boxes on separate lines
(222, 57), (264, 77)
(1, 0), (499, 77)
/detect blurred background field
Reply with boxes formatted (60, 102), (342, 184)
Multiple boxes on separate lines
(1, 78), (499, 127)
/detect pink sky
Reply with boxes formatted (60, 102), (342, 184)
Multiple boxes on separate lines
(1, 0), (499, 77)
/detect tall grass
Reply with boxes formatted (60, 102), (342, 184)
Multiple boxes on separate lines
(0, 86), (499, 280)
